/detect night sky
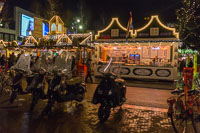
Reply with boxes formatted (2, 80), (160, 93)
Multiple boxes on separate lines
(59, 0), (182, 30)
(2, 0), (182, 31)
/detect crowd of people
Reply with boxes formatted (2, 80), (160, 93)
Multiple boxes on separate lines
(0, 52), (38, 71)
(0, 53), (18, 70)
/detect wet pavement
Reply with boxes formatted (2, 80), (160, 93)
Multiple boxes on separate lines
(0, 83), (178, 133)
(0, 101), (174, 133)
(93, 77), (176, 90)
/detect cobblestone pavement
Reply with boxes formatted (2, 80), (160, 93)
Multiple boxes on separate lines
(0, 83), (177, 133)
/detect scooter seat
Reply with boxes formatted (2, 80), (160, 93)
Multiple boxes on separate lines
(66, 77), (83, 85)
(115, 78), (125, 84)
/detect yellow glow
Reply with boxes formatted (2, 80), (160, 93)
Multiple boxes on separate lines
(56, 34), (72, 44)
(49, 16), (64, 34)
(133, 15), (179, 39)
(49, 15), (64, 24)
(12, 41), (18, 46)
(80, 34), (92, 45)
(0, 40), (6, 47)
(95, 18), (134, 40)
(25, 36), (38, 45)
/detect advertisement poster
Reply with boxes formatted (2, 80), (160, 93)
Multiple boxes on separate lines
(21, 14), (34, 36)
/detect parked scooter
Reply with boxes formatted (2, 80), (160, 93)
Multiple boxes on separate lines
(92, 58), (126, 122)
(41, 51), (86, 117)
(10, 54), (37, 103)
(29, 54), (55, 112)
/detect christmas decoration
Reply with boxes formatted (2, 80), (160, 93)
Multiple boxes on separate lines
(177, 0), (200, 50)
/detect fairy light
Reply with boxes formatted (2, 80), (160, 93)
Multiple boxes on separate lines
(95, 18), (134, 40)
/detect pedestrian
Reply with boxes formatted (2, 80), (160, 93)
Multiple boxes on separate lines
(85, 58), (93, 83)
(0, 54), (6, 67)
(71, 55), (75, 71)
(188, 59), (193, 68)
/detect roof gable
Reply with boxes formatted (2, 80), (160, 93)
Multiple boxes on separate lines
(95, 18), (133, 40)
(134, 15), (179, 39)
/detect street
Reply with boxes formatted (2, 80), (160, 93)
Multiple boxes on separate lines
(0, 83), (176, 133)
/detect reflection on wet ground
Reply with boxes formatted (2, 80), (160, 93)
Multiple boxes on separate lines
(0, 101), (174, 133)
(94, 77), (175, 90)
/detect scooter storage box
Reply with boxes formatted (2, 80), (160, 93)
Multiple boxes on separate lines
(66, 77), (83, 85)
(115, 79), (125, 84)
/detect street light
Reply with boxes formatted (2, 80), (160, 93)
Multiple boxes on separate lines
(77, 19), (80, 23)
(79, 25), (83, 29)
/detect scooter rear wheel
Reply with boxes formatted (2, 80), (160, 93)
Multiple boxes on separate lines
(98, 105), (111, 122)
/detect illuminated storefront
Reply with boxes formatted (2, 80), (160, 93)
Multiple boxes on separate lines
(94, 15), (180, 81)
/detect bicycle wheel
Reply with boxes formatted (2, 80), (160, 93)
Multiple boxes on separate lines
(170, 98), (197, 133)
(192, 97), (200, 133)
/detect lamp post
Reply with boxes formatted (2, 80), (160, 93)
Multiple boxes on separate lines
(76, 19), (80, 33)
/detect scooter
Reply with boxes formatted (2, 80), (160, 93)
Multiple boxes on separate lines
(29, 68), (49, 112)
(41, 69), (86, 117)
(9, 68), (36, 103)
(92, 58), (126, 122)
(9, 55), (40, 104)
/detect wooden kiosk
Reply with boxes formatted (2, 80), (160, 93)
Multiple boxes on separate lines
(94, 15), (180, 81)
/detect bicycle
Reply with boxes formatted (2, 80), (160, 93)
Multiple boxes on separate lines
(0, 67), (12, 96)
(167, 74), (200, 133)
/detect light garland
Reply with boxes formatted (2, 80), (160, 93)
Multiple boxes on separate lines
(133, 15), (179, 39)
(95, 18), (134, 40)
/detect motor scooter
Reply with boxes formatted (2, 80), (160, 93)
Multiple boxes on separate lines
(41, 51), (86, 117)
(41, 69), (86, 117)
(92, 58), (126, 122)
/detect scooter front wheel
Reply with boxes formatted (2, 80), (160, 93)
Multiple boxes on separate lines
(10, 91), (17, 104)
(98, 105), (111, 122)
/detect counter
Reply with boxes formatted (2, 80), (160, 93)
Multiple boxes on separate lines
(95, 64), (177, 81)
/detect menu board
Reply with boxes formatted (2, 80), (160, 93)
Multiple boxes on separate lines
(166, 46), (171, 59)
(150, 47), (158, 58)
(158, 50), (165, 58)
(142, 46), (150, 58)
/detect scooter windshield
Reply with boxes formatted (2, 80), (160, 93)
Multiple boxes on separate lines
(100, 48), (125, 76)
(53, 50), (73, 74)
(12, 54), (31, 73)
(103, 57), (112, 73)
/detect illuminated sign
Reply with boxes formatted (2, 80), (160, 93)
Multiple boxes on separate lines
(21, 14), (34, 36)
(0, 2), (4, 13)
(42, 22), (49, 36)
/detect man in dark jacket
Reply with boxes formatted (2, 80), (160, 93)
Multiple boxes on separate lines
(0, 54), (6, 67)
(85, 58), (93, 83)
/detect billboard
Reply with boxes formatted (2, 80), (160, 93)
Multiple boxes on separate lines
(42, 22), (49, 36)
(0, 2), (4, 13)
(21, 14), (34, 36)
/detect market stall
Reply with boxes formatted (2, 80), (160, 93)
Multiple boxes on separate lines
(94, 15), (180, 81)
(0, 40), (7, 56)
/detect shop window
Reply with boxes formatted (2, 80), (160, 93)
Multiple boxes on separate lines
(51, 23), (56, 31)
(4, 34), (9, 41)
(58, 24), (62, 32)
(111, 29), (119, 37)
(0, 33), (3, 40)
(10, 34), (15, 41)
(150, 28), (159, 36)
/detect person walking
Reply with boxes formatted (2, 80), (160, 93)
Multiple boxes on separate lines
(0, 54), (6, 67)
(85, 58), (93, 83)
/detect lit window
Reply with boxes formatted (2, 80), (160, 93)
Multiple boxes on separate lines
(51, 23), (56, 31)
(58, 24), (62, 32)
